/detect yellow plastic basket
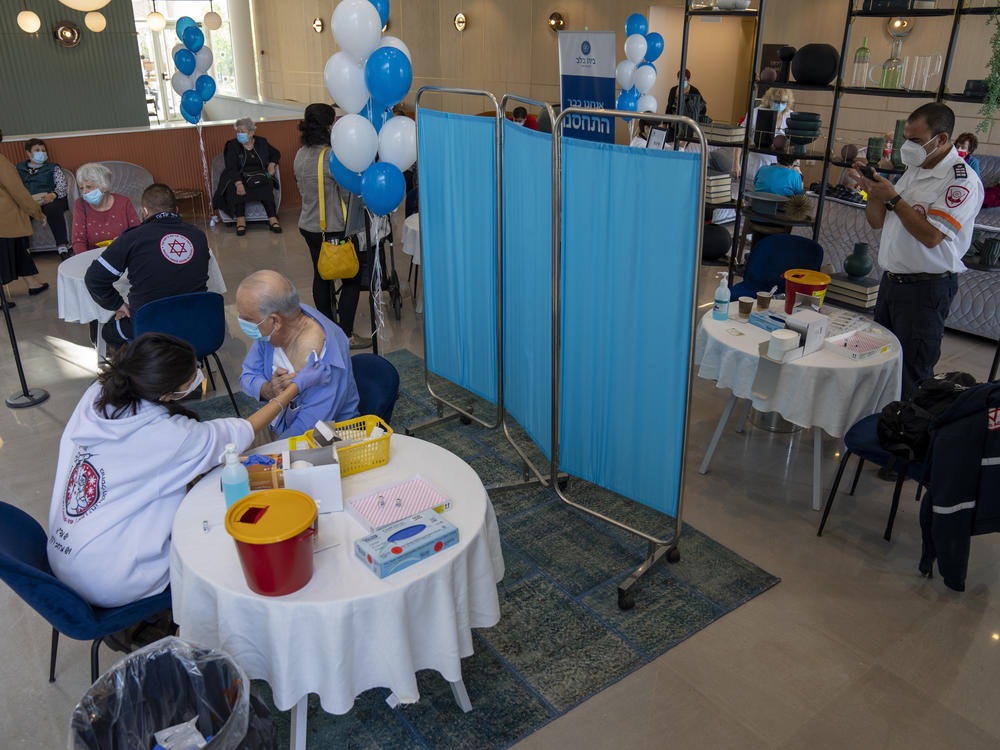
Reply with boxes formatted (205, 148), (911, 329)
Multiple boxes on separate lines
(329, 415), (393, 477)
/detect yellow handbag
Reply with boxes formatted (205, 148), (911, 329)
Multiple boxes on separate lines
(316, 148), (359, 281)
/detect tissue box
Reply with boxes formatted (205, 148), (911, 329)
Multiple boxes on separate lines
(749, 309), (788, 332)
(355, 509), (459, 578)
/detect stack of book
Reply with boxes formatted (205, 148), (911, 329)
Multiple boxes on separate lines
(826, 272), (879, 310)
(701, 122), (746, 144)
(705, 170), (732, 204)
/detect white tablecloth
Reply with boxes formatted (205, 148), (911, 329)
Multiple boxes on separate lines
(169, 434), (504, 716)
(56, 247), (227, 325)
(401, 213), (420, 266)
(694, 307), (902, 438)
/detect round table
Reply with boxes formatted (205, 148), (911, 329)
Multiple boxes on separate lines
(170, 434), (503, 749)
(695, 304), (902, 510)
(57, 247), (227, 356)
(401, 213), (422, 313)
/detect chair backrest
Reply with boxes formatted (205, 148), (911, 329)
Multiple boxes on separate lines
(133, 292), (227, 360)
(744, 234), (824, 292)
(68, 161), (153, 216)
(351, 354), (400, 423)
(0, 502), (98, 639)
(211, 153), (225, 193)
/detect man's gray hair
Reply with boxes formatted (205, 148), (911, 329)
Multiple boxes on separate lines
(235, 117), (255, 132)
(75, 162), (112, 192)
(253, 275), (300, 318)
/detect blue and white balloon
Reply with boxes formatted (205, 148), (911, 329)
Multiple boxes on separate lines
(368, 0), (389, 28)
(625, 13), (648, 37)
(361, 162), (405, 215)
(364, 47), (412, 107)
(175, 16), (197, 41)
(329, 150), (364, 195)
(174, 48), (196, 76)
(182, 25), (204, 53)
(644, 32), (664, 63)
(195, 74), (216, 102)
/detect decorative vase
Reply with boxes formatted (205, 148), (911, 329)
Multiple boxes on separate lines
(777, 46), (797, 83)
(791, 44), (840, 86)
(891, 118), (906, 169)
(844, 242), (874, 279)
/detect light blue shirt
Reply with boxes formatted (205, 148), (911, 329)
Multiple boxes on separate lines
(753, 164), (803, 197)
(239, 304), (360, 437)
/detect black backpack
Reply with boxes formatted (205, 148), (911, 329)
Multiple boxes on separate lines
(877, 372), (978, 462)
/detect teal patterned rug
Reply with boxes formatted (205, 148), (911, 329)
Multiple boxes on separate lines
(191, 349), (779, 749)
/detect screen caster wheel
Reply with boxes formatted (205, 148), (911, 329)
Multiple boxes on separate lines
(667, 547), (680, 563)
(617, 587), (635, 610)
(459, 415), (472, 425)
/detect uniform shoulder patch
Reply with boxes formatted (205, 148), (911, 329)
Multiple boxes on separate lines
(945, 185), (970, 208)
(953, 163), (968, 179)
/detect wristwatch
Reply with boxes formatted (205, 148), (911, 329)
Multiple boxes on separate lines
(884, 194), (902, 212)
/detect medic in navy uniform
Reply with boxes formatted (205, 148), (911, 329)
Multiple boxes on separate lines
(853, 103), (984, 398)
(85, 183), (210, 349)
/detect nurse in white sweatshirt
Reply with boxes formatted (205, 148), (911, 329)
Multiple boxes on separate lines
(46, 332), (330, 608)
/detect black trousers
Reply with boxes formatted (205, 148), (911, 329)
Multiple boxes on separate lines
(41, 198), (69, 246)
(874, 273), (958, 399)
(299, 228), (361, 337)
(224, 183), (276, 219)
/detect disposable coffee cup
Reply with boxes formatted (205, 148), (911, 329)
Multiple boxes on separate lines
(756, 291), (772, 311)
(738, 296), (754, 319)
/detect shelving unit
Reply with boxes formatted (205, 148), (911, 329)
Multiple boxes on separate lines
(679, 0), (996, 284)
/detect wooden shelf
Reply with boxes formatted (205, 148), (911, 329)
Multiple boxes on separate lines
(706, 138), (747, 147)
(755, 80), (836, 92)
(943, 93), (986, 103)
(687, 8), (759, 16)
(839, 86), (938, 99)
(743, 209), (815, 227)
(750, 146), (828, 161)
(961, 6), (1000, 16)
(850, 8), (954, 18)
(829, 159), (905, 175)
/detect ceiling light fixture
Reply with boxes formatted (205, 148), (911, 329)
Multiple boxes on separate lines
(17, 3), (41, 34)
(84, 11), (106, 32)
(312, 17), (324, 33)
(887, 16), (913, 38)
(146, 0), (165, 32)
(57, 0), (110, 10)
(53, 20), (82, 47)
(548, 12), (565, 32)
(204, 2), (222, 31)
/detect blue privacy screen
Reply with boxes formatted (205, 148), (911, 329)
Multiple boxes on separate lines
(558, 139), (701, 517)
(501, 119), (553, 455)
(416, 108), (498, 404)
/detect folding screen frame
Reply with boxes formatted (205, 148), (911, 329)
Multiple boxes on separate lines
(551, 108), (707, 608)
(410, 87), (504, 433)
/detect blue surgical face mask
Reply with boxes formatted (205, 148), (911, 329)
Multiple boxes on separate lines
(238, 316), (271, 342)
(82, 188), (103, 205)
(775, 102), (788, 112)
(236, 132), (250, 144)
(30, 151), (47, 164)
(169, 369), (204, 399)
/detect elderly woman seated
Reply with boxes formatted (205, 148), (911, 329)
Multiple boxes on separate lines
(213, 117), (282, 236)
(72, 163), (140, 255)
(237, 270), (359, 438)
(15, 138), (71, 258)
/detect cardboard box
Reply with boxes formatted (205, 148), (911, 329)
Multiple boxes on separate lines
(239, 445), (343, 513)
(825, 330), (893, 360)
(354, 509), (459, 579)
(786, 310), (828, 357)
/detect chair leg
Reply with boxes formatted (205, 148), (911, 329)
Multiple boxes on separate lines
(849, 458), (865, 495)
(817, 450), (852, 537)
(989, 339), (999, 382)
(915, 482), (924, 504)
(91, 638), (102, 683)
(884, 459), (908, 542)
(211, 353), (241, 418)
(49, 627), (59, 683)
(202, 358), (217, 392)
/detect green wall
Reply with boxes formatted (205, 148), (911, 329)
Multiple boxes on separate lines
(0, 0), (147, 136)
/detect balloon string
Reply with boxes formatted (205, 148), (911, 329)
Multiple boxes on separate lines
(196, 121), (212, 211)
(367, 208), (386, 341)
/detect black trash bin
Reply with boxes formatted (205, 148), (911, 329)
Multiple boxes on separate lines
(69, 636), (274, 750)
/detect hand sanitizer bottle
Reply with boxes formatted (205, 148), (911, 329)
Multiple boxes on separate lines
(712, 272), (730, 321)
(220, 443), (251, 509)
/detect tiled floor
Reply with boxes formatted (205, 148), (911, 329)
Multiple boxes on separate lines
(1, 211), (997, 749)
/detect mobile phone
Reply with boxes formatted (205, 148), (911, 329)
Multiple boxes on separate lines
(857, 163), (876, 180)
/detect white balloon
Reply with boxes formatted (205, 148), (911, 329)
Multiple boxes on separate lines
(331, 0), (382, 63)
(637, 94), (659, 113)
(324, 52), (369, 114)
(378, 35), (412, 62)
(194, 46), (213, 75)
(378, 116), (416, 171)
(171, 43), (184, 58)
(624, 34), (647, 65)
(615, 60), (636, 90)
(634, 65), (657, 94)
(171, 71), (195, 95)
(332, 114), (379, 173)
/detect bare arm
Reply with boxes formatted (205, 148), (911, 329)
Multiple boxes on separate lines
(857, 164), (945, 248)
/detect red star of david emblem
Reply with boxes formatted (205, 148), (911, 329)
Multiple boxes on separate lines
(166, 238), (188, 257)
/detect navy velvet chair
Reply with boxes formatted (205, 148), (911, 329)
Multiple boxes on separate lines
(0, 502), (172, 683)
(730, 234), (824, 301)
(351, 353), (399, 423)
(133, 292), (241, 417)
(816, 415), (926, 541)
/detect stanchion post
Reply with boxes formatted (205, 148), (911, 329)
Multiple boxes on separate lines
(0, 282), (49, 409)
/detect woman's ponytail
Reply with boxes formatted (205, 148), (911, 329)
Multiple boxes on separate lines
(95, 333), (200, 420)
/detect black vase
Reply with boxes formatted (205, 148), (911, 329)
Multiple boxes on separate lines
(777, 46), (797, 84)
(703, 223), (731, 263)
(791, 44), (840, 86)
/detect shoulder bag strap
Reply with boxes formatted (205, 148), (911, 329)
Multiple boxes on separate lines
(318, 148), (328, 237)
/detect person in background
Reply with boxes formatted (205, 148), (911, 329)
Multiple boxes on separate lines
(16, 138), (71, 259)
(213, 117), (282, 236)
(511, 106), (539, 131)
(666, 69), (708, 122)
(85, 184), (209, 349)
(954, 132), (982, 180)
(0, 128), (50, 306)
(237, 270), (359, 439)
(46, 332), (324, 608)
(293, 104), (369, 349)
(852, 102), (984, 402)
(72, 163), (140, 255)
(753, 154), (804, 196)
(733, 88), (794, 186)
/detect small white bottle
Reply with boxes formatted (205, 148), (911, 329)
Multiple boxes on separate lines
(712, 272), (730, 321)
(220, 443), (251, 509)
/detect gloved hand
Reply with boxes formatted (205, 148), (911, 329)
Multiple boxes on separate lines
(291, 351), (332, 393)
